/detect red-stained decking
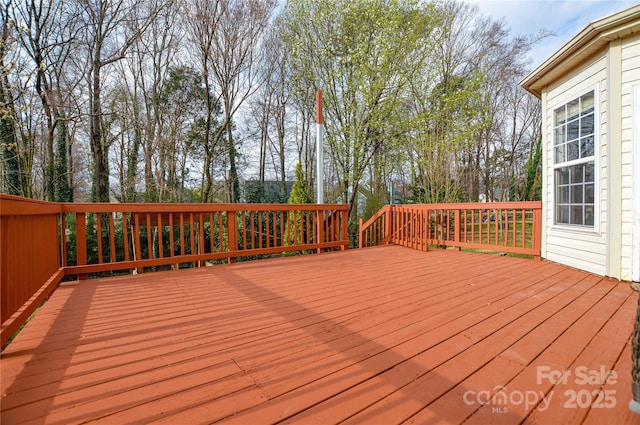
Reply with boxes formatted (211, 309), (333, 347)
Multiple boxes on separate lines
(1, 245), (639, 425)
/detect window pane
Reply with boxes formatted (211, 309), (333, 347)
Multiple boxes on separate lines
(567, 99), (580, 121)
(585, 183), (594, 203)
(571, 165), (584, 183)
(552, 90), (596, 229)
(567, 119), (579, 141)
(581, 91), (595, 114)
(585, 206), (594, 226)
(567, 140), (579, 161)
(580, 113), (594, 137)
(555, 126), (566, 145)
(556, 167), (570, 185)
(571, 206), (584, 225)
(571, 185), (583, 203)
(555, 145), (566, 163)
(580, 136), (594, 158)
(585, 163), (594, 182)
(557, 205), (569, 224)
(557, 185), (569, 203)
(555, 106), (567, 126)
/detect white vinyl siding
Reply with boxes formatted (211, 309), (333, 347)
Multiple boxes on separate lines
(620, 33), (640, 281)
(543, 56), (607, 276)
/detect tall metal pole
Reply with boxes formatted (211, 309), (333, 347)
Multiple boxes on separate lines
(316, 89), (324, 204)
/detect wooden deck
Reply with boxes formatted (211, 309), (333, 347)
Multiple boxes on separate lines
(2, 245), (639, 424)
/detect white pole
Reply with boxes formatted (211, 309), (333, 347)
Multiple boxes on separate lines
(316, 89), (324, 204)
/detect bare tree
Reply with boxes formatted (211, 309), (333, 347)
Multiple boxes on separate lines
(209, 0), (276, 202)
(11, 0), (81, 201)
(183, 0), (224, 202)
(247, 22), (290, 198)
(75, 0), (158, 202)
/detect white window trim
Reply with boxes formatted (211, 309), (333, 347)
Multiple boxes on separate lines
(549, 84), (600, 234)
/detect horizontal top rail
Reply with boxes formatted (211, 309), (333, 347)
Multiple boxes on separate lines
(393, 201), (542, 210)
(59, 202), (347, 213)
(1, 195), (63, 215)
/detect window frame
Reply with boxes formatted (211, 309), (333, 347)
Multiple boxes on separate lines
(550, 86), (599, 232)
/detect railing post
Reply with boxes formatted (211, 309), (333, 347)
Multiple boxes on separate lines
(533, 207), (542, 260)
(454, 209), (461, 251)
(75, 212), (87, 280)
(316, 210), (324, 253)
(341, 209), (348, 250)
(358, 218), (364, 249)
(385, 205), (396, 243)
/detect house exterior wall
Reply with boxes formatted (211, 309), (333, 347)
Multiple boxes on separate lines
(540, 33), (640, 281)
(542, 54), (608, 276)
(620, 32), (640, 281)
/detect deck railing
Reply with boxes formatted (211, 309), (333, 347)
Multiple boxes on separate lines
(359, 202), (542, 257)
(0, 195), (349, 347)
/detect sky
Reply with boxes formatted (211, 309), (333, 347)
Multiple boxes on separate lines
(466, 0), (639, 68)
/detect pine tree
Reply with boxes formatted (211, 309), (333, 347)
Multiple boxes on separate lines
(525, 137), (542, 201)
(288, 162), (313, 204)
(285, 162), (313, 250)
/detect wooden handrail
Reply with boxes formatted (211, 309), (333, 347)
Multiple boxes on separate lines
(358, 205), (391, 248)
(359, 202), (543, 256)
(0, 195), (349, 348)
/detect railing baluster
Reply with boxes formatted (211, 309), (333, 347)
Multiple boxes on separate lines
(169, 213), (175, 258)
(303, 211), (308, 245)
(76, 212), (87, 280)
(96, 213), (103, 264)
(242, 211), (247, 250)
(495, 208), (499, 246)
(146, 213), (153, 260)
(158, 213), (164, 259)
(342, 210), (348, 250)
(485, 209), (490, 245)
(189, 213), (195, 256)
(316, 210), (323, 253)
(266, 210), (270, 249)
(218, 212), (224, 252)
(454, 209), (461, 250)
(512, 209), (516, 247)
(250, 211), (255, 249)
(134, 213), (142, 265)
(228, 210), (238, 263)
(209, 213), (215, 254)
(521, 209), (526, 248)
(198, 213), (205, 260)
(61, 213), (67, 267)
(123, 212), (130, 262)
(109, 213), (116, 262)
(179, 213), (185, 256)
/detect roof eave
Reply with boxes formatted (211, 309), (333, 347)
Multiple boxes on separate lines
(520, 5), (640, 98)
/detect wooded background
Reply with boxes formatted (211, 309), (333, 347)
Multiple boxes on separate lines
(0, 0), (545, 226)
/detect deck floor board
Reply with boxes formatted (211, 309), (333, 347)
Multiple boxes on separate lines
(1, 245), (639, 424)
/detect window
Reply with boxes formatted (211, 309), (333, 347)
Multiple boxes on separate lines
(553, 91), (595, 227)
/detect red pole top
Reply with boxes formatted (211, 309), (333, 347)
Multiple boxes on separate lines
(316, 89), (323, 124)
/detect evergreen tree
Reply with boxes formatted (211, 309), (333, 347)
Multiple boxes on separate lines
(285, 162), (313, 249)
(288, 162), (313, 204)
(525, 137), (542, 201)
(0, 119), (21, 196)
(54, 118), (73, 202)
